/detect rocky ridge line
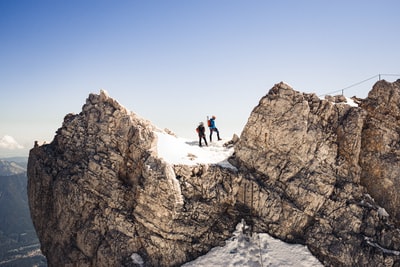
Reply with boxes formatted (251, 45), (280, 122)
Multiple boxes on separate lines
(28, 81), (400, 266)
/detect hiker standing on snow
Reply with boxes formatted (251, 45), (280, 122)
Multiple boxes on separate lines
(208, 115), (221, 142)
(196, 122), (208, 147)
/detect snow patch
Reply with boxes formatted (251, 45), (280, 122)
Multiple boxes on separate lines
(345, 97), (359, 107)
(155, 131), (235, 168)
(378, 207), (389, 218)
(183, 221), (323, 267)
(100, 88), (109, 98)
(130, 253), (144, 266)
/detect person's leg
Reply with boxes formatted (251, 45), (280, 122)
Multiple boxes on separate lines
(216, 128), (221, 140)
(209, 129), (213, 142)
(203, 136), (208, 146)
(199, 136), (202, 146)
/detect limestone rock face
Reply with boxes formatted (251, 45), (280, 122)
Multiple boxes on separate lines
(28, 91), (241, 266)
(359, 79), (400, 221)
(28, 82), (400, 267)
(234, 82), (400, 266)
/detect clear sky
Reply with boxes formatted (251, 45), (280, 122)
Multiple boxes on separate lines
(1, 0), (399, 157)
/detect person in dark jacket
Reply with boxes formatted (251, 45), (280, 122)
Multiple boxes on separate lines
(196, 122), (208, 147)
(209, 115), (221, 142)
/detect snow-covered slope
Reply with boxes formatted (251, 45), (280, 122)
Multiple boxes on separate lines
(183, 221), (322, 267)
(155, 131), (235, 168)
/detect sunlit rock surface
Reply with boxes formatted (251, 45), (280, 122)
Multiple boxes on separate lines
(28, 82), (400, 266)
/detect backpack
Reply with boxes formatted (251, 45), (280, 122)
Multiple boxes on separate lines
(207, 119), (211, 127)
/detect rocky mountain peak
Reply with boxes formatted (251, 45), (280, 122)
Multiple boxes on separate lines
(28, 81), (400, 266)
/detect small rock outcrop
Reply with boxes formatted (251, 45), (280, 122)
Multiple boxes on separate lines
(28, 81), (400, 267)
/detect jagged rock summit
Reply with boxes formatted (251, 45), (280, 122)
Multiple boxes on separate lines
(28, 81), (400, 266)
(28, 90), (240, 267)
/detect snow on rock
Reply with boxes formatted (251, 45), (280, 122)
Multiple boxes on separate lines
(378, 207), (389, 218)
(130, 253), (144, 266)
(345, 97), (359, 107)
(183, 221), (323, 267)
(155, 131), (235, 168)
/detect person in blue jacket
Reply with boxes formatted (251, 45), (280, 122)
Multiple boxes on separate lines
(209, 115), (221, 142)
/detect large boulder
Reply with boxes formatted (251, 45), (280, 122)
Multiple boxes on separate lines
(234, 82), (400, 266)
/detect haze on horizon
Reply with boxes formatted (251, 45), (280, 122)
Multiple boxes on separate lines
(1, 0), (399, 157)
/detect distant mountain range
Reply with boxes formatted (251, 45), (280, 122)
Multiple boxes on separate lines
(0, 158), (47, 266)
(0, 158), (27, 176)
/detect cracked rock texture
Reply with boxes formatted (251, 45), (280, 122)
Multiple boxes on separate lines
(360, 80), (400, 221)
(28, 81), (400, 266)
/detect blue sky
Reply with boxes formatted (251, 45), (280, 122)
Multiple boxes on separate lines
(1, 0), (399, 157)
